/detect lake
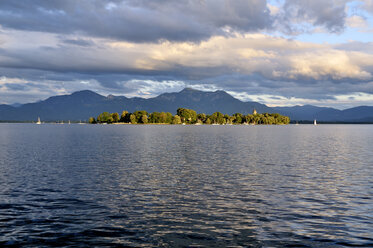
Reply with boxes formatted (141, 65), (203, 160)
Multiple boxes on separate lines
(0, 124), (372, 247)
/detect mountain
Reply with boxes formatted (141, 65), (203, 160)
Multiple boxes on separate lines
(0, 88), (272, 121)
(146, 88), (271, 114)
(10, 103), (23, 107)
(1, 88), (372, 122)
(274, 105), (338, 121)
(275, 105), (373, 122)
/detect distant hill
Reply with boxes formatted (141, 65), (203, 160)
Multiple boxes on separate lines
(147, 88), (271, 114)
(0, 88), (372, 122)
(274, 105), (373, 122)
(0, 88), (272, 121)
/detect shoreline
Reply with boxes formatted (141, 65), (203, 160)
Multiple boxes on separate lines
(1, 122), (373, 125)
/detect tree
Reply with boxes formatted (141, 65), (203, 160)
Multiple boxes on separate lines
(134, 110), (148, 123)
(111, 112), (120, 123)
(177, 108), (197, 124)
(210, 112), (224, 124)
(197, 113), (207, 123)
(88, 117), (96, 124)
(172, 115), (181, 124)
(141, 114), (148, 124)
(224, 114), (232, 124)
(233, 113), (243, 124)
(120, 111), (129, 122)
(97, 112), (112, 123)
(148, 112), (159, 123)
(246, 114), (254, 124)
(92, 108), (290, 126)
(165, 112), (173, 124)
(159, 112), (167, 123)
(130, 114), (137, 124)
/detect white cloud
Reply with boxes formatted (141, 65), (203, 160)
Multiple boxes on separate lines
(346, 15), (368, 28)
(227, 91), (373, 109)
(285, 50), (372, 80)
(362, 0), (373, 13)
(118, 80), (186, 98)
(267, 3), (280, 16)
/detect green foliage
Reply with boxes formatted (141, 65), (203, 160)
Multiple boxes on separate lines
(134, 111), (148, 123)
(197, 113), (207, 123)
(141, 115), (148, 124)
(130, 114), (137, 124)
(94, 109), (290, 125)
(172, 115), (182, 124)
(177, 108), (197, 124)
(245, 113), (290, 125)
(88, 117), (96, 124)
(111, 112), (120, 123)
(233, 113), (243, 124)
(148, 112), (173, 123)
(225, 115), (234, 124)
(210, 112), (225, 124)
(120, 111), (129, 122)
(97, 112), (114, 123)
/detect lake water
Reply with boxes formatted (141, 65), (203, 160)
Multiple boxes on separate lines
(0, 124), (372, 247)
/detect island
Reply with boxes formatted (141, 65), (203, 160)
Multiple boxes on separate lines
(89, 108), (290, 125)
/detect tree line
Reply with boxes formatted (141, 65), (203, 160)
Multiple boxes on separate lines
(89, 108), (290, 125)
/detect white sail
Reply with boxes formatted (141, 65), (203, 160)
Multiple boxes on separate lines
(314, 119), (317, 125)
(36, 117), (41, 124)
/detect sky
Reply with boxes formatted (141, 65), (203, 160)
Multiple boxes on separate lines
(0, 0), (372, 109)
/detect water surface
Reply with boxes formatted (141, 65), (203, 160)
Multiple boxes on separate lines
(0, 124), (372, 247)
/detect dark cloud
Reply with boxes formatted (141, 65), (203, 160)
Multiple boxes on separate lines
(280, 0), (347, 33)
(194, 73), (373, 100)
(0, 0), (371, 108)
(0, 0), (272, 43)
(0, 1), (355, 42)
(61, 39), (95, 47)
(3, 83), (27, 91)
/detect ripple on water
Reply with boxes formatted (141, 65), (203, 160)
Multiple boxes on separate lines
(0, 124), (372, 247)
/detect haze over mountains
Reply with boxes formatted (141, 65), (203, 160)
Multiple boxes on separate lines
(0, 88), (372, 122)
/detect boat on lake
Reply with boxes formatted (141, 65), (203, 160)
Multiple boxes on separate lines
(314, 119), (317, 125)
(36, 117), (41, 124)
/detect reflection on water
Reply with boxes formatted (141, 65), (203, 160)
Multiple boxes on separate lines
(0, 124), (372, 247)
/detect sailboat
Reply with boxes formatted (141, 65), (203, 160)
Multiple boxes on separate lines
(314, 119), (317, 125)
(36, 117), (41, 125)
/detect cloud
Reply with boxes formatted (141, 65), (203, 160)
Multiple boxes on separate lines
(0, 0), (362, 43)
(228, 91), (373, 110)
(279, 0), (348, 34)
(0, 0), (372, 108)
(61, 38), (95, 47)
(0, 28), (372, 105)
(0, 0), (272, 43)
(2, 30), (372, 81)
(284, 50), (372, 80)
(346, 15), (368, 28)
(362, 0), (373, 13)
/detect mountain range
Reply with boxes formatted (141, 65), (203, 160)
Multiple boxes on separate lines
(0, 88), (372, 122)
